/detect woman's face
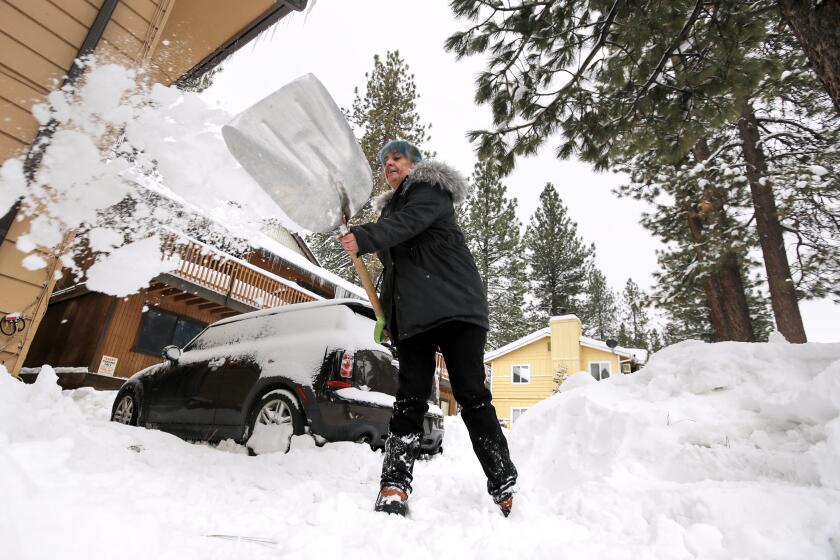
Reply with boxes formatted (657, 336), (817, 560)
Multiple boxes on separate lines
(382, 151), (415, 189)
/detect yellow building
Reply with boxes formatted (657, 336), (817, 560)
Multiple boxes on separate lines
(485, 315), (647, 426)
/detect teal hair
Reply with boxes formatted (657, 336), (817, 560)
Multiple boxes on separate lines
(378, 140), (423, 165)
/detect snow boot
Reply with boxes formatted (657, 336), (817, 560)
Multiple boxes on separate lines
(374, 486), (409, 516)
(494, 491), (514, 517)
(379, 433), (420, 495)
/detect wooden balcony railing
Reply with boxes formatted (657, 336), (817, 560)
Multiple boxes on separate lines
(161, 233), (319, 310)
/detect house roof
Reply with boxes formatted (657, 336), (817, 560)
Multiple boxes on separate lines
(250, 232), (367, 300)
(144, 182), (368, 301)
(579, 336), (642, 361)
(483, 329), (648, 364)
(483, 328), (550, 363)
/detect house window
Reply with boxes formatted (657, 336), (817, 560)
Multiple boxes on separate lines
(511, 364), (531, 384)
(589, 361), (611, 381)
(134, 307), (207, 356)
(511, 407), (528, 424)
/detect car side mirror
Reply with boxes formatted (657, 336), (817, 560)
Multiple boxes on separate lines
(162, 345), (181, 362)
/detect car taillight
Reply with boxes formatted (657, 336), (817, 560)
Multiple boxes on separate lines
(339, 351), (354, 379)
(326, 380), (353, 389)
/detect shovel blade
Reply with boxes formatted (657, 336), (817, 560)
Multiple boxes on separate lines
(222, 74), (372, 233)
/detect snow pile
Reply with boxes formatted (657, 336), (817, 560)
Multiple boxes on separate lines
(1, 339), (839, 559)
(0, 60), (299, 297)
(513, 339), (840, 558)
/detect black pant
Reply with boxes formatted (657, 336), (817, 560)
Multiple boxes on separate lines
(381, 321), (517, 498)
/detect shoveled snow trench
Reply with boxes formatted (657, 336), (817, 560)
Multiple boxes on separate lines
(2, 338), (839, 560)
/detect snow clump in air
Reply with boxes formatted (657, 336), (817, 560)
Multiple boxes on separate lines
(0, 59), (295, 298)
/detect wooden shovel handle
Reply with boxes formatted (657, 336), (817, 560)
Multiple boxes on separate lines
(340, 217), (387, 337)
(350, 252), (386, 320)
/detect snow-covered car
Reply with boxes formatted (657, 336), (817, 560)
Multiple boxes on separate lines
(110, 299), (444, 454)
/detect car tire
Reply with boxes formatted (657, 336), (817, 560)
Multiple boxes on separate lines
(111, 388), (140, 426)
(246, 392), (304, 455)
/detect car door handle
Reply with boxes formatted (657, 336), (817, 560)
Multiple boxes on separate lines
(208, 358), (225, 368)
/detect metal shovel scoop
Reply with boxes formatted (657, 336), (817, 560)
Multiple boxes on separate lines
(222, 74), (371, 233)
(222, 74), (387, 341)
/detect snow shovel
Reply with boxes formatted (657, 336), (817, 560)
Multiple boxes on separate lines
(221, 74), (387, 342)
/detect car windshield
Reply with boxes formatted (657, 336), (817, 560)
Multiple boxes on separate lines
(354, 350), (399, 396)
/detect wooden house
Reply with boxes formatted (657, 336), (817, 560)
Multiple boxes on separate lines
(24, 218), (366, 379)
(0, 0), (308, 375)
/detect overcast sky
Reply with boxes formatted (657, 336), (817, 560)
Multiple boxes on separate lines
(201, 0), (837, 342)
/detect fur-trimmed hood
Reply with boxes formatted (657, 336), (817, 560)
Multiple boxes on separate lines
(372, 160), (470, 213)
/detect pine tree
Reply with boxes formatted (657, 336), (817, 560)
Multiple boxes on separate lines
(617, 145), (758, 342)
(524, 183), (594, 319)
(447, 1), (839, 342)
(460, 161), (530, 349)
(306, 51), (431, 282)
(617, 323), (630, 347)
(648, 329), (664, 353)
(777, 0), (840, 114)
(620, 279), (650, 349)
(578, 268), (618, 341)
(490, 257), (532, 349)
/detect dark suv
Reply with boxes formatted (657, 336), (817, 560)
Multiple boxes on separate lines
(110, 299), (444, 454)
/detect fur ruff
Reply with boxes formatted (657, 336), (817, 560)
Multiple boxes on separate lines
(372, 160), (470, 214)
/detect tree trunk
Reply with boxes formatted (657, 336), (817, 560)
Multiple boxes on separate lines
(717, 251), (756, 342)
(685, 209), (729, 341)
(736, 99), (807, 342)
(777, 0), (840, 115)
(691, 139), (755, 342)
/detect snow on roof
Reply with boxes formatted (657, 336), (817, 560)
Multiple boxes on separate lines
(484, 328), (551, 363)
(141, 179), (368, 301)
(623, 347), (649, 364)
(550, 314), (580, 322)
(579, 336), (639, 361)
(484, 329), (648, 364)
(212, 298), (373, 327)
(250, 232), (368, 300)
(161, 226), (324, 302)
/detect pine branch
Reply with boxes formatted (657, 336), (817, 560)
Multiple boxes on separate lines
(618, 0), (705, 123)
(755, 117), (826, 140)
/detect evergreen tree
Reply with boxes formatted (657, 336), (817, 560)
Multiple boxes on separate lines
(460, 161), (531, 349)
(490, 257), (532, 349)
(524, 183), (594, 319)
(617, 323), (630, 348)
(648, 329), (664, 353)
(777, 0), (840, 114)
(655, 241), (775, 344)
(306, 51), (431, 282)
(620, 279), (650, 349)
(578, 268), (618, 341)
(447, 1), (839, 342)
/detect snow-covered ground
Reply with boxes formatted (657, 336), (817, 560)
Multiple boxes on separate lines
(2, 338), (839, 559)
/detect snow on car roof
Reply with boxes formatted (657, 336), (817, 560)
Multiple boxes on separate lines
(211, 298), (374, 327)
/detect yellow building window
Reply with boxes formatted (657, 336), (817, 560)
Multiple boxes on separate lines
(511, 364), (531, 384)
(511, 407), (528, 424)
(589, 361), (611, 381)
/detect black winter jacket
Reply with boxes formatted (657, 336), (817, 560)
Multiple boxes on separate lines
(351, 160), (489, 340)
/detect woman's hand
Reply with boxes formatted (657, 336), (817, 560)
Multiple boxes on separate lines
(337, 232), (359, 256)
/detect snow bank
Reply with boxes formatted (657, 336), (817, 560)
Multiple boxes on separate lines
(2, 339), (839, 559)
(511, 339), (840, 559)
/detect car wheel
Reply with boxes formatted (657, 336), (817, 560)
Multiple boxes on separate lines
(246, 392), (304, 455)
(111, 389), (139, 426)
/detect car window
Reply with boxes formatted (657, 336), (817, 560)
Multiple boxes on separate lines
(354, 350), (399, 396)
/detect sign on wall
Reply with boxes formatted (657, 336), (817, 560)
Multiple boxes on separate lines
(98, 355), (118, 376)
